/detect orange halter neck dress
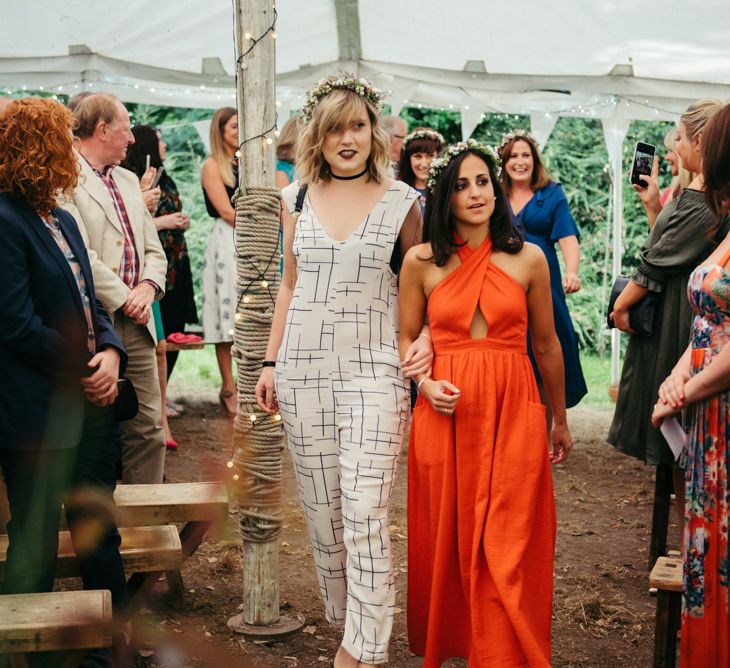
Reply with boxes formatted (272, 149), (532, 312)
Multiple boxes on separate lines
(407, 236), (557, 667)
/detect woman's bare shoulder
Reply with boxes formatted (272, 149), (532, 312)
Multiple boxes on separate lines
(200, 157), (219, 180)
(515, 241), (546, 264)
(404, 242), (433, 265)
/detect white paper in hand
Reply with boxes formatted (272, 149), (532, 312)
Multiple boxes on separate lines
(660, 417), (687, 461)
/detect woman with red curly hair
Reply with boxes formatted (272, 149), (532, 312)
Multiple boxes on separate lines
(0, 97), (129, 662)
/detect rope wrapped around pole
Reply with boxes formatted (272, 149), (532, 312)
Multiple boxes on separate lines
(231, 186), (284, 544)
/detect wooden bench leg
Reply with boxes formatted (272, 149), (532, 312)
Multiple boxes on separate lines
(4, 649), (90, 668)
(125, 521), (211, 611)
(649, 464), (673, 571)
(126, 570), (165, 612)
(654, 590), (681, 668)
(654, 590), (670, 668)
(8, 655), (29, 668)
(61, 650), (94, 668)
(165, 570), (185, 609)
(667, 591), (681, 667)
(179, 520), (211, 559)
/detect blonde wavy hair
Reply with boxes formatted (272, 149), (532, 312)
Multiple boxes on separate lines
(276, 117), (300, 164)
(663, 126), (694, 202)
(295, 89), (390, 185)
(681, 99), (723, 141)
(209, 107), (237, 188)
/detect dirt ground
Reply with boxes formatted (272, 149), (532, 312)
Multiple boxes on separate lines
(137, 397), (674, 668)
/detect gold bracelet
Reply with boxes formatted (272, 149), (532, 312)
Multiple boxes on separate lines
(418, 331), (431, 340)
(417, 376), (429, 391)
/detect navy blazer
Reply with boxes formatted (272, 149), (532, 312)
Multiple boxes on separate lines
(0, 192), (127, 450)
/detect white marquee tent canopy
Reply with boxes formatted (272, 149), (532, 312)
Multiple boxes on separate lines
(3, 0), (730, 380)
(3, 0), (730, 126)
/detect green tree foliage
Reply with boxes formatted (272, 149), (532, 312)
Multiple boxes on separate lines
(399, 108), (673, 355)
(126, 104), (213, 317)
(10, 89), (675, 350)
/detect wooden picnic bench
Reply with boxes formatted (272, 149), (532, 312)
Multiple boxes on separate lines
(0, 589), (112, 667)
(0, 525), (182, 582)
(1, 481), (227, 610)
(649, 555), (682, 668)
(114, 482), (228, 608)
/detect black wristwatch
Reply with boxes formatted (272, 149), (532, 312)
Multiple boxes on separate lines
(261, 360), (276, 368)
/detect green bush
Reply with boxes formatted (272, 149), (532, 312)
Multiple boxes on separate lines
(21, 92), (674, 355)
(401, 109), (674, 355)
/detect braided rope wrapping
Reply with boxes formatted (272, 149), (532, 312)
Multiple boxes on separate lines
(231, 186), (285, 544)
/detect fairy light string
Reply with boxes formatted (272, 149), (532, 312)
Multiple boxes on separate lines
(227, 1), (285, 545)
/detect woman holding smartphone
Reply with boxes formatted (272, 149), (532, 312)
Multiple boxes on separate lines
(651, 101), (730, 668)
(608, 100), (726, 524)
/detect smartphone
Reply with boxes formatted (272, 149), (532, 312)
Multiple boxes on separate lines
(630, 141), (656, 187)
(150, 166), (165, 189)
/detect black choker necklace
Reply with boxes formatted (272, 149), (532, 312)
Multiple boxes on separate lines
(330, 166), (368, 180)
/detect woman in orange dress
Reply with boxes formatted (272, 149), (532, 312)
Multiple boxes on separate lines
(399, 140), (573, 667)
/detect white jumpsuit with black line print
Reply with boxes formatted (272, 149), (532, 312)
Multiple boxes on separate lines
(275, 179), (417, 664)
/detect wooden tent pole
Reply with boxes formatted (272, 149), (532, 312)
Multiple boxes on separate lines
(227, 0), (302, 638)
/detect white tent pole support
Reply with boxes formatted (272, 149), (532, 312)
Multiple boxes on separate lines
(529, 111), (559, 150)
(334, 0), (361, 62)
(601, 117), (630, 386)
(610, 153), (623, 387)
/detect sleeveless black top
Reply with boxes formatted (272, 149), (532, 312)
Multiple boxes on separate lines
(203, 164), (238, 219)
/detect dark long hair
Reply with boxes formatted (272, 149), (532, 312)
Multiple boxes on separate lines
(702, 103), (730, 219)
(397, 135), (444, 188)
(120, 125), (162, 177)
(424, 148), (523, 266)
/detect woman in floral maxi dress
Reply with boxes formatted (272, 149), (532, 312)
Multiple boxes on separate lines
(652, 102), (730, 667)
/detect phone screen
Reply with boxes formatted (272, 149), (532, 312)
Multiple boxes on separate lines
(630, 142), (656, 186)
(150, 166), (165, 189)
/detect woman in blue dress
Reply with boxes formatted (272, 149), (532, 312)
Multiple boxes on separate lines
(499, 130), (587, 409)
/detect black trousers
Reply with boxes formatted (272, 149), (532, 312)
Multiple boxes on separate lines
(0, 401), (128, 612)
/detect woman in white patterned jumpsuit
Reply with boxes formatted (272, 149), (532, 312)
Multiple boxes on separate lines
(256, 76), (431, 667)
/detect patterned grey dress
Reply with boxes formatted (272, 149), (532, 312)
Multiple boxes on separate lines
(275, 179), (418, 664)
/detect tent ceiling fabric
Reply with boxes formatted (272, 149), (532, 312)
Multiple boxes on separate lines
(2, 0), (729, 122)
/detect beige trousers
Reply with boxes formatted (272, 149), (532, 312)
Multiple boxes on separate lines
(114, 313), (165, 484)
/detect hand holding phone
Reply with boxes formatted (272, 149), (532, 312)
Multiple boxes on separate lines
(150, 166), (165, 189)
(139, 166), (157, 191)
(630, 141), (656, 188)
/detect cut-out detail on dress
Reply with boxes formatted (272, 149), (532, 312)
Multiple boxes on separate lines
(468, 301), (489, 339)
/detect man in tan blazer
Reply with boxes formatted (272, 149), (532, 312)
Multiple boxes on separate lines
(62, 93), (168, 484)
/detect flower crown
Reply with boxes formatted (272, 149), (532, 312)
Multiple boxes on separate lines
(497, 128), (538, 156)
(403, 128), (445, 149)
(426, 139), (499, 192)
(300, 73), (384, 122)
